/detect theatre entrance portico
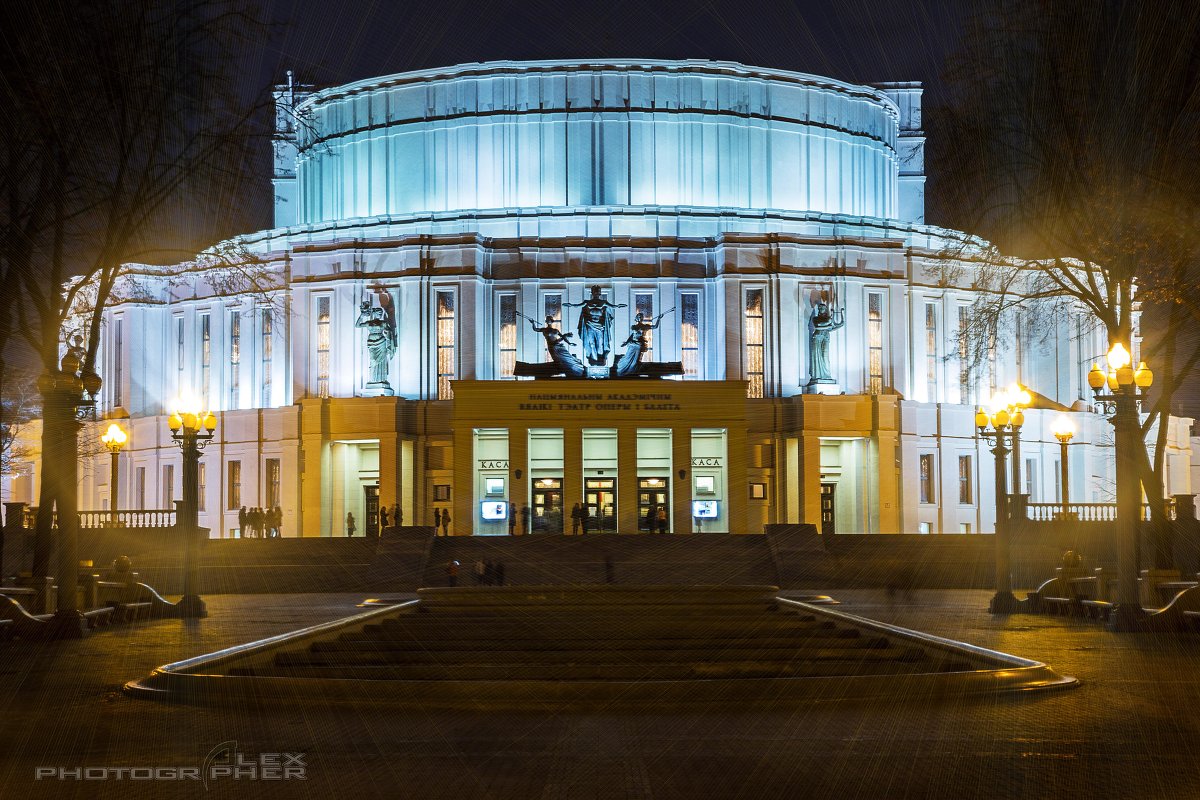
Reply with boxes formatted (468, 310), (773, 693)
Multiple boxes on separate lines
(451, 381), (749, 536)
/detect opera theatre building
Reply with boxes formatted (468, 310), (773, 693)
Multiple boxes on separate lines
(10, 60), (1194, 538)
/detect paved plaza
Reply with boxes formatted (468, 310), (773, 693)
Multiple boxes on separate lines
(1, 590), (1199, 799)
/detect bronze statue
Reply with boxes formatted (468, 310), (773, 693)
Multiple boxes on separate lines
(808, 299), (845, 385)
(566, 286), (626, 366)
(529, 315), (586, 377)
(356, 292), (397, 394)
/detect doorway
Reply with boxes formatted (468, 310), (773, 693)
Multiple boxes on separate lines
(585, 478), (616, 533)
(532, 478), (563, 533)
(820, 483), (836, 535)
(637, 477), (669, 532)
(364, 484), (380, 537)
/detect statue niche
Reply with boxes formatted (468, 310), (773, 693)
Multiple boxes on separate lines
(807, 297), (845, 389)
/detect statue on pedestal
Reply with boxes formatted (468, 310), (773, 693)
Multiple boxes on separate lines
(807, 299), (845, 386)
(356, 291), (397, 395)
(615, 310), (670, 377)
(528, 315), (586, 378)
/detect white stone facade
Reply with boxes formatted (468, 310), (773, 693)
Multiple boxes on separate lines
(6, 60), (1193, 537)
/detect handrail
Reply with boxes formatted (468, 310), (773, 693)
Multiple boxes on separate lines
(1023, 499), (1175, 523)
(22, 508), (178, 529)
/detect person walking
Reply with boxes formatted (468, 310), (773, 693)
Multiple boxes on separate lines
(644, 506), (656, 533)
(656, 506), (668, 535)
(272, 506), (283, 537)
(446, 560), (459, 587)
(346, 512), (356, 537)
(520, 504), (531, 536)
(571, 503), (582, 535)
(238, 506), (248, 538)
(473, 559), (486, 586)
(379, 506), (389, 531)
(392, 504), (402, 528)
(441, 508), (451, 536)
(508, 502), (517, 536)
(434, 508), (442, 534)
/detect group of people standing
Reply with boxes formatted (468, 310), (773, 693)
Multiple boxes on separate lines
(433, 508), (452, 536)
(238, 506), (282, 538)
(344, 504), (403, 537)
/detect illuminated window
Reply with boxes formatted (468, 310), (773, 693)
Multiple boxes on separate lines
(229, 311), (240, 409)
(136, 467), (146, 508)
(436, 290), (455, 399)
(1024, 458), (1037, 501)
(867, 292), (884, 395)
(175, 315), (184, 394)
(958, 455), (973, 504)
(200, 314), (211, 406)
(680, 293), (699, 379)
(635, 292), (654, 358)
(919, 453), (935, 504)
(744, 288), (764, 398)
(957, 306), (970, 404)
(316, 296), (331, 398)
(265, 458), (281, 508)
(261, 308), (273, 408)
(543, 293), (562, 362)
(925, 302), (938, 402)
(198, 461), (206, 512)
(498, 294), (517, 379)
(113, 317), (123, 407)
(227, 461), (241, 510)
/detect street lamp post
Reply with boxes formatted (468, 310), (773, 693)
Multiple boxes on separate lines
(976, 386), (1029, 614)
(1087, 343), (1153, 631)
(101, 423), (128, 517)
(1051, 415), (1076, 519)
(1008, 384), (1031, 518)
(167, 394), (215, 618)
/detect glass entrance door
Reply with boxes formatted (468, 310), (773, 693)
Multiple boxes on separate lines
(820, 482), (836, 535)
(637, 477), (669, 532)
(584, 478), (616, 533)
(364, 484), (380, 537)
(531, 478), (563, 534)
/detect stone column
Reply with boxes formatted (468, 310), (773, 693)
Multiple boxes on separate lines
(509, 427), (529, 534)
(617, 426), (639, 535)
(452, 424), (473, 536)
(563, 426), (583, 535)
(797, 433), (823, 528)
(727, 423), (749, 534)
(672, 428), (692, 534)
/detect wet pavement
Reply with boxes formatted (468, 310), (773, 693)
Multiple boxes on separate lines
(1, 589), (1199, 799)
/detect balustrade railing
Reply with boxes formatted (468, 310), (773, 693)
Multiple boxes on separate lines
(1023, 499), (1174, 523)
(20, 508), (177, 529)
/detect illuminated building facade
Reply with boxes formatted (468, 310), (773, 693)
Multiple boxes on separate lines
(7, 60), (1193, 536)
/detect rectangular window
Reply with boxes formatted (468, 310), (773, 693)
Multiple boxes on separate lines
(136, 467), (146, 509)
(958, 455), (973, 504)
(260, 308), (273, 408)
(227, 461), (242, 510)
(960, 523), (972, 534)
(498, 294), (517, 379)
(265, 458), (281, 508)
(229, 311), (241, 409)
(867, 292), (884, 395)
(925, 302), (938, 402)
(635, 292), (654, 359)
(919, 453), (935, 504)
(1053, 459), (1062, 503)
(744, 288), (764, 398)
(113, 317), (123, 407)
(543, 293), (562, 362)
(680, 293), (700, 379)
(436, 290), (456, 399)
(1025, 458), (1037, 501)
(198, 461), (206, 512)
(957, 306), (970, 404)
(200, 314), (211, 406)
(316, 296), (331, 398)
(162, 464), (175, 508)
(175, 315), (185, 394)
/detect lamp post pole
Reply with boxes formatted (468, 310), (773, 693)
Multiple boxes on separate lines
(1009, 415), (1024, 519)
(1087, 344), (1153, 632)
(989, 423), (1018, 612)
(1051, 415), (1075, 520)
(101, 423), (128, 518)
(167, 400), (214, 619)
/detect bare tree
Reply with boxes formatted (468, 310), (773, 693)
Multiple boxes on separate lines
(0, 0), (271, 595)
(930, 0), (1200, 565)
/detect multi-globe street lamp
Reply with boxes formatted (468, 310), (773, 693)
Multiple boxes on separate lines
(976, 384), (1031, 614)
(166, 394), (215, 618)
(100, 422), (128, 516)
(1087, 342), (1153, 631)
(1051, 415), (1076, 519)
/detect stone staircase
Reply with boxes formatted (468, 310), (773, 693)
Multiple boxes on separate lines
(422, 534), (779, 587)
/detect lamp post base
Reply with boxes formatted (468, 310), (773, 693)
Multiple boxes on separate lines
(988, 590), (1022, 614)
(1106, 603), (1149, 632)
(46, 609), (88, 639)
(171, 595), (208, 619)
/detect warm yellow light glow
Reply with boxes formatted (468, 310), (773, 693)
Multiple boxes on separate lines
(975, 409), (989, 429)
(1011, 409), (1025, 427)
(203, 412), (218, 432)
(100, 422), (128, 449)
(995, 408), (1010, 427)
(169, 392), (212, 433)
(1087, 363), (1105, 390)
(1134, 361), (1153, 389)
(1106, 342), (1131, 372)
(168, 413), (183, 432)
(1051, 414), (1075, 442)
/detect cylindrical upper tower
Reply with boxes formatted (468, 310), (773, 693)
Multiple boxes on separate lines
(287, 60), (907, 227)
